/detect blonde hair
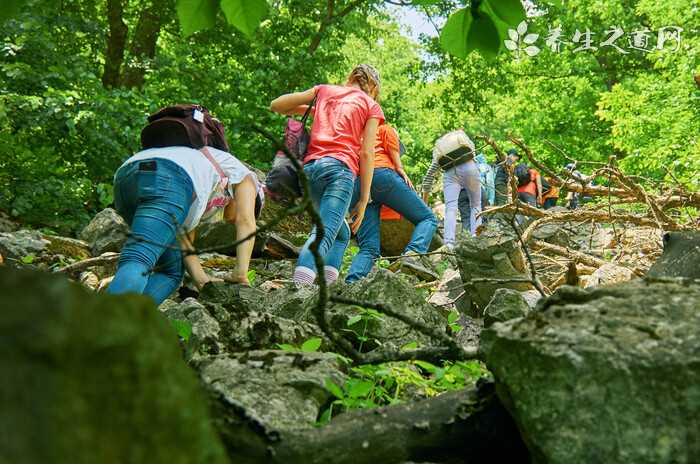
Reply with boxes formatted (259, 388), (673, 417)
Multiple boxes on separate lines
(347, 64), (381, 100)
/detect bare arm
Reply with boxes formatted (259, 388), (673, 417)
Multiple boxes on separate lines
(230, 175), (258, 285)
(180, 231), (221, 289)
(270, 88), (316, 114)
(350, 117), (379, 234)
(388, 146), (413, 189)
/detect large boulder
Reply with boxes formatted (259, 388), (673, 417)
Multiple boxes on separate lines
(647, 231), (700, 280)
(79, 208), (129, 256)
(332, 269), (447, 350)
(199, 351), (346, 432)
(379, 218), (441, 256)
(480, 280), (700, 463)
(456, 221), (534, 311)
(0, 267), (228, 464)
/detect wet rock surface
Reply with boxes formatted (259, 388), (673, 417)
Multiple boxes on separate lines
(480, 280), (700, 463)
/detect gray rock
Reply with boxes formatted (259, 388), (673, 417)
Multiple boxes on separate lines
(428, 268), (470, 314)
(0, 229), (49, 260)
(456, 225), (534, 312)
(582, 262), (635, 288)
(482, 288), (531, 328)
(0, 212), (19, 233)
(199, 350), (346, 432)
(647, 231), (700, 280)
(480, 280), (700, 463)
(0, 267), (229, 464)
(334, 269), (446, 350)
(519, 289), (542, 308)
(79, 208), (129, 256)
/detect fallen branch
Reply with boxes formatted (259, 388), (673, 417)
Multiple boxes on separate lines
(55, 253), (120, 274)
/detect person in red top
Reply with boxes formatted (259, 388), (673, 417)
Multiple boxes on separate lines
(270, 64), (384, 285)
(345, 124), (437, 283)
(517, 167), (544, 206)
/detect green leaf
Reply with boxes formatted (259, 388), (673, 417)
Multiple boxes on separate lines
(21, 254), (35, 264)
(447, 311), (459, 324)
(325, 378), (344, 399)
(467, 13), (502, 60)
(401, 341), (418, 350)
(0, 0), (25, 22)
(301, 337), (322, 352)
(347, 379), (374, 399)
(176, 0), (219, 37)
(439, 7), (473, 59)
(277, 343), (297, 352)
(246, 269), (256, 285)
(220, 0), (268, 38)
(347, 315), (362, 326)
(414, 360), (437, 373)
(170, 319), (192, 342)
(482, 0), (525, 27)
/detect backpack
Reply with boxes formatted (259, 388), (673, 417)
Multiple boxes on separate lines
(265, 94), (317, 202)
(515, 163), (531, 187)
(141, 104), (229, 152)
(433, 129), (475, 171)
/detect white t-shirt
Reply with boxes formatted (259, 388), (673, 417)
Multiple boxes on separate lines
(119, 146), (259, 231)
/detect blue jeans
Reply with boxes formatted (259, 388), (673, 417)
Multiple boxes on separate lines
(296, 157), (355, 274)
(346, 168), (438, 283)
(107, 159), (194, 305)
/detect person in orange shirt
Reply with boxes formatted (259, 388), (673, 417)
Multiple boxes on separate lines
(516, 166), (543, 206)
(346, 124), (438, 283)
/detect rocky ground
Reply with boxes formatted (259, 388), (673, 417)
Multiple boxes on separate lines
(1, 207), (698, 463)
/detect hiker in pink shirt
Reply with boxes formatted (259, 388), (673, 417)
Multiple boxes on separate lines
(270, 64), (384, 285)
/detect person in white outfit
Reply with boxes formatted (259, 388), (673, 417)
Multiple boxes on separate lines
(421, 129), (480, 248)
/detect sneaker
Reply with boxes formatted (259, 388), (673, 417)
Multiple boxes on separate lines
(389, 252), (438, 282)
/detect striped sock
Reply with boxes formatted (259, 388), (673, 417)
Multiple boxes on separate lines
(293, 266), (316, 285)
(324, 266), (339, 285)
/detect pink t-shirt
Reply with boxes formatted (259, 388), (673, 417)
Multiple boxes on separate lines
(304, 84), (385, 176)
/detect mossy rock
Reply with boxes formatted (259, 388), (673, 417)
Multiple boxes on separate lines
(0, 267), (229, 464)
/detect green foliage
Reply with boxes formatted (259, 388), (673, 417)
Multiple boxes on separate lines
(170, 319), (193, 342)
(176, 0), (219, 37)
(343, 305), (385, 352)
(440, 0), (526, 60)
(277, 336), (323, 353)
(246, 269), (257, 285)
(220, 0), (268, 38)
(319, 359), (489, 424)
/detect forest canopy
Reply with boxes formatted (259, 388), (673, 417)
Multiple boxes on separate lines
(1, 0), (698, 233)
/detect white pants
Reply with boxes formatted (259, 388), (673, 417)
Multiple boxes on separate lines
(443, 160), (482, 245)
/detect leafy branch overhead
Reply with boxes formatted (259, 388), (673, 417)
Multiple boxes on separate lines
(440, 0), (526, 60)
(174, 0), (531, 59)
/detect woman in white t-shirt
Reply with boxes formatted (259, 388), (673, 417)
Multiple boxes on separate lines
(107, 145), (263, 305)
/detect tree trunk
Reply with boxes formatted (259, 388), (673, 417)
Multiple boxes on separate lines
(120, 0), (172, 89)
(102, 0), (128, 88)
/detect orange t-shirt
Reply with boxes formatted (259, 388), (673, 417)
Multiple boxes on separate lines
(305, 84), (385, 176)
(374, 125), (400, 170)
(517, 168), (540, 196)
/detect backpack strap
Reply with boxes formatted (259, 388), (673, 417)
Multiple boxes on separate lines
(200, 147), (230, 212)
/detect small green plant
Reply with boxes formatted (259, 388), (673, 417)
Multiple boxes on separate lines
(20, 254), (35, 264)
(246, 269), (257, 286)
(170, 319), (192, 342)
(318, 359), (490, 425)
(277, 337), (322, 353)
(447, 310), (463, 334)
(344, 306), (384, 352)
